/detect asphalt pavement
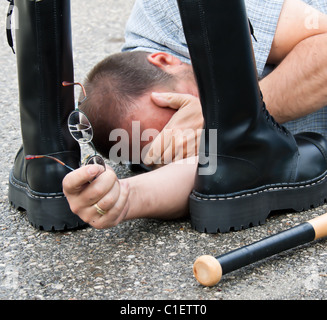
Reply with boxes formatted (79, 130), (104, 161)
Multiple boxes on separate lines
(0, 0), (327, 302)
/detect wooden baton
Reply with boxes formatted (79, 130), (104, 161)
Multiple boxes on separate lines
(193, 213), (327, 287)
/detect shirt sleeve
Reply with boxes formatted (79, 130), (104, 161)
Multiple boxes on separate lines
(122, 0), (285, 77)
(122, 0), (191, 64)
(245, 0), (284, 78)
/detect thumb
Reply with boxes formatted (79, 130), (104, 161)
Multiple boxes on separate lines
(151, 92), (196, 110)
(63, 164), (105, 194)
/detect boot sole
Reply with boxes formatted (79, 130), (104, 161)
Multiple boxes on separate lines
(8, 170), (88, 231)
(189, 171), (327, 233)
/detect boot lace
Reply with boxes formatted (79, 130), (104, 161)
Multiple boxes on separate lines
(6, 0), (15, 54)
(261, 98), (288, 135)
(248, 19), (257, 42)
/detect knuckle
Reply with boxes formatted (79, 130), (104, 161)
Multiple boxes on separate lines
(82, 215), (94, 225)
(69, 202), (81, 215)
(88, 184), (105, 202)
(103, 194), (115, 208)
(91, 221), (105, 229)
(62, 176), (73, 193)
(93, 219), (117, 230)
(106, 168), (117, 181)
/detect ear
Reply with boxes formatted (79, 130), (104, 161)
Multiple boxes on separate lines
(147, 52), (182, 71)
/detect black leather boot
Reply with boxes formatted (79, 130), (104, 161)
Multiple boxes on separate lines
(177, 0), (327, 233)
(8, 0), (86, 231)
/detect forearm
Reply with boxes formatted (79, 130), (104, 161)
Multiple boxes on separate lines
(123, 158), (198, 221)
(260, 33), (327, 124)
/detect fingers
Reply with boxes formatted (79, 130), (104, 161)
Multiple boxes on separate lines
(79, 168), (117, 204)
(97, 180), (130, 227)
(144, 128), (200, 165)
(145, 92), (203, 166)
(143, 128), (172, 165)
(151, 92), (197, 110)
(77, 180), (130, 229)
(63, 166), (115, 212)
(63, 164), (105, 194)
(63, 165), (130, 229)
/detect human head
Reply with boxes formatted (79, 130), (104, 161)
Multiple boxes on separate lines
(79, 50), (196, 162)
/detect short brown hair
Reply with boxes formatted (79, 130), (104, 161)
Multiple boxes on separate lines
(79, 51), (175, 158)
